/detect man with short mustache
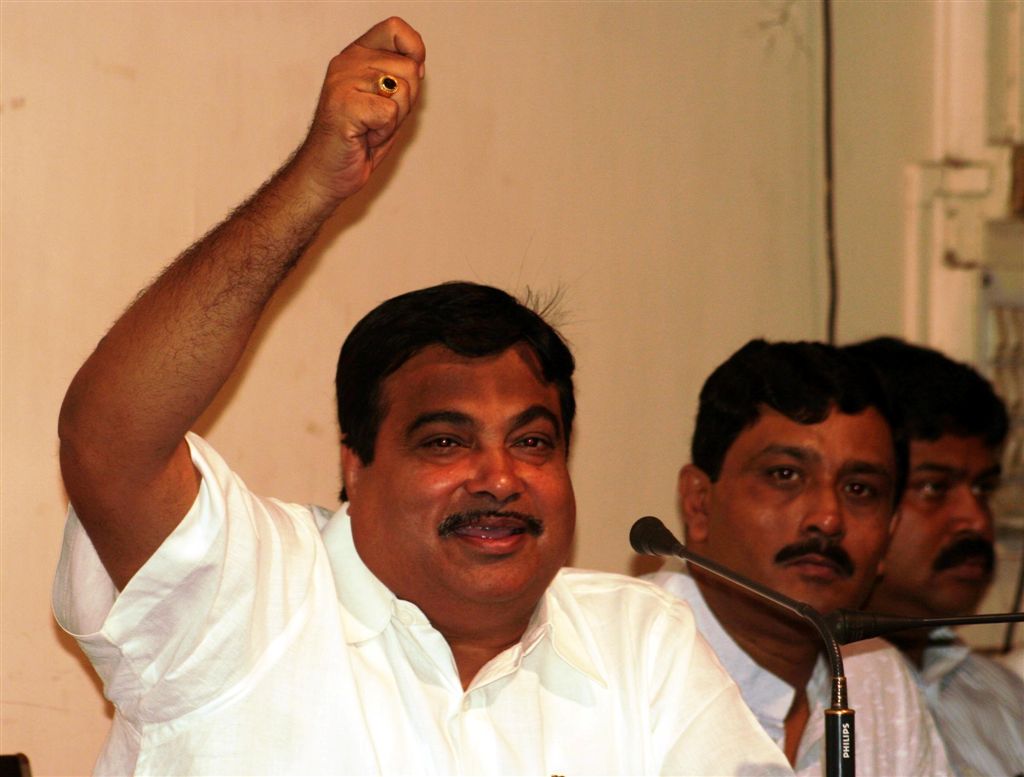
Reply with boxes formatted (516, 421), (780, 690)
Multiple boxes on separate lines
(647, 339), (951, 775)
(52, 17), (792, 776)
(850, 337), (1024, 777)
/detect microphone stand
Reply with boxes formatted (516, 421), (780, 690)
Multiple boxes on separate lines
(630, 516), (856, 777)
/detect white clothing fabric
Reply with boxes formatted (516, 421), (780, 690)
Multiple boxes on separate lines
(647, 569), (952, 777)
(911, 630), (1023, 777)
(54, 434), (792, 776)
(996, 645), (1024, 682)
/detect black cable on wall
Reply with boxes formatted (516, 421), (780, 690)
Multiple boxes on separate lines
(823, 0), (838, 344)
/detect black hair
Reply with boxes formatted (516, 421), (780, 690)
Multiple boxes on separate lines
(692, 339), (908, 503)
(845, 336), (1008, 449)
(336, 282), (575, 498)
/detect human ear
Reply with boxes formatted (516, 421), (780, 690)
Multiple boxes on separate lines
(678, 464), (713, 543)
(341, 446), (364, 502)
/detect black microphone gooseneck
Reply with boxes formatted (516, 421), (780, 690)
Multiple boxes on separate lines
(630, 516), (856, 777)
(824, 608), (1024, 644)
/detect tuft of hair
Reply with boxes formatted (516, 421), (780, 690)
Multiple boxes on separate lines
(520, 284), (572, 331)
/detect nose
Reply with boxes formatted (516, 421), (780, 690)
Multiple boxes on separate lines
(465, 446), (524, 503)
(799, 484), (845, 538)
(948, 483), (994, 538)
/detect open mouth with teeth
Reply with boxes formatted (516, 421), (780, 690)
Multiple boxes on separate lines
(452, 520), (530, 540)
(438, 511), (544, 553)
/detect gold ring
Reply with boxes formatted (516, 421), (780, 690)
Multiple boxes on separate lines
(376, 75), (399, 96)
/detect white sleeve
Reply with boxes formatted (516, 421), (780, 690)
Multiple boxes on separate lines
(648, 601), (793, 776)
(52, 433), (327, 723)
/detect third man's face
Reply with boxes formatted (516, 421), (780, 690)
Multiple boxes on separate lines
(683, 407), (898, 615)
(867, 434), (999, 618)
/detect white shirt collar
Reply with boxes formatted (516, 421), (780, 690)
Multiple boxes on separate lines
(321, 504), (396, 643)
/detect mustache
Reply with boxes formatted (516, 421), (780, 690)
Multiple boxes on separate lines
(774, 535), (855, 578)
(933, 534), (995, 574)
(437, 509), (544, 537)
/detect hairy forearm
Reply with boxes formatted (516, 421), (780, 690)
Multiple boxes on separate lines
(57, 16), (425, 588)
(56, 152), (346, 588)
(59, 155), (337, 471)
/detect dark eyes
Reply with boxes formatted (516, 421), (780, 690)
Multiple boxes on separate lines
(423, 436), (463, 449)
(767, 466), (800, 483)
(419, 434), (555, 454)
(913, 479), (950, 499)
(514, 435), (553, 450)
(912, 478), (999, 502)
(843, 481), (879, 499)
(764, 467), (883, 501)
(972, 480), (1000, 498)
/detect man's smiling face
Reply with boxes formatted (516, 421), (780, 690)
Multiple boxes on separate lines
(344, 343), (575, 621)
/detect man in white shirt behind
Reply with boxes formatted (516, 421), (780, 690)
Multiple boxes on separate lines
(646, 339), (951, 776)
(53, 17), (791, 776)
(849, 336), (1023, 777)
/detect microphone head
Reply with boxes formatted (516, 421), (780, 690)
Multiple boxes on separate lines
(630, 516), (684, 557)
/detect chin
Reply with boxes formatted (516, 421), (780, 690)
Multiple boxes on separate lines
(462, 572), (549, 605)
(783, 578), (856, 604)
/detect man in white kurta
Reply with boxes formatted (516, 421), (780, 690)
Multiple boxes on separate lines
(54, 18), (794, 776)
(55, 435), (791, 775)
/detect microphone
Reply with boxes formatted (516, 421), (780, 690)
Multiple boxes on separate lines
(631, 516), (855, 777)
(630, 513), (686, 556)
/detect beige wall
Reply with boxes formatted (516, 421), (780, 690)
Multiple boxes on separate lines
(2, 1), (947, 773)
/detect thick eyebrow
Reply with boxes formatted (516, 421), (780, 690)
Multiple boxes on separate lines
(910, 462), (961, 477)
(911, 461), (1003, 481)
(403, 405), (563, 442)
(509, 405), (563, 442)
(755, 444), (820, 463)
(838, 460), (894, 481)
(404, 410), (474, 439)
(755, 445), (892, 479)
(975, 464), (1003, 481)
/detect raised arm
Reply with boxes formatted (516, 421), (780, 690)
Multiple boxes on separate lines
(58, 18), (425, 590)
